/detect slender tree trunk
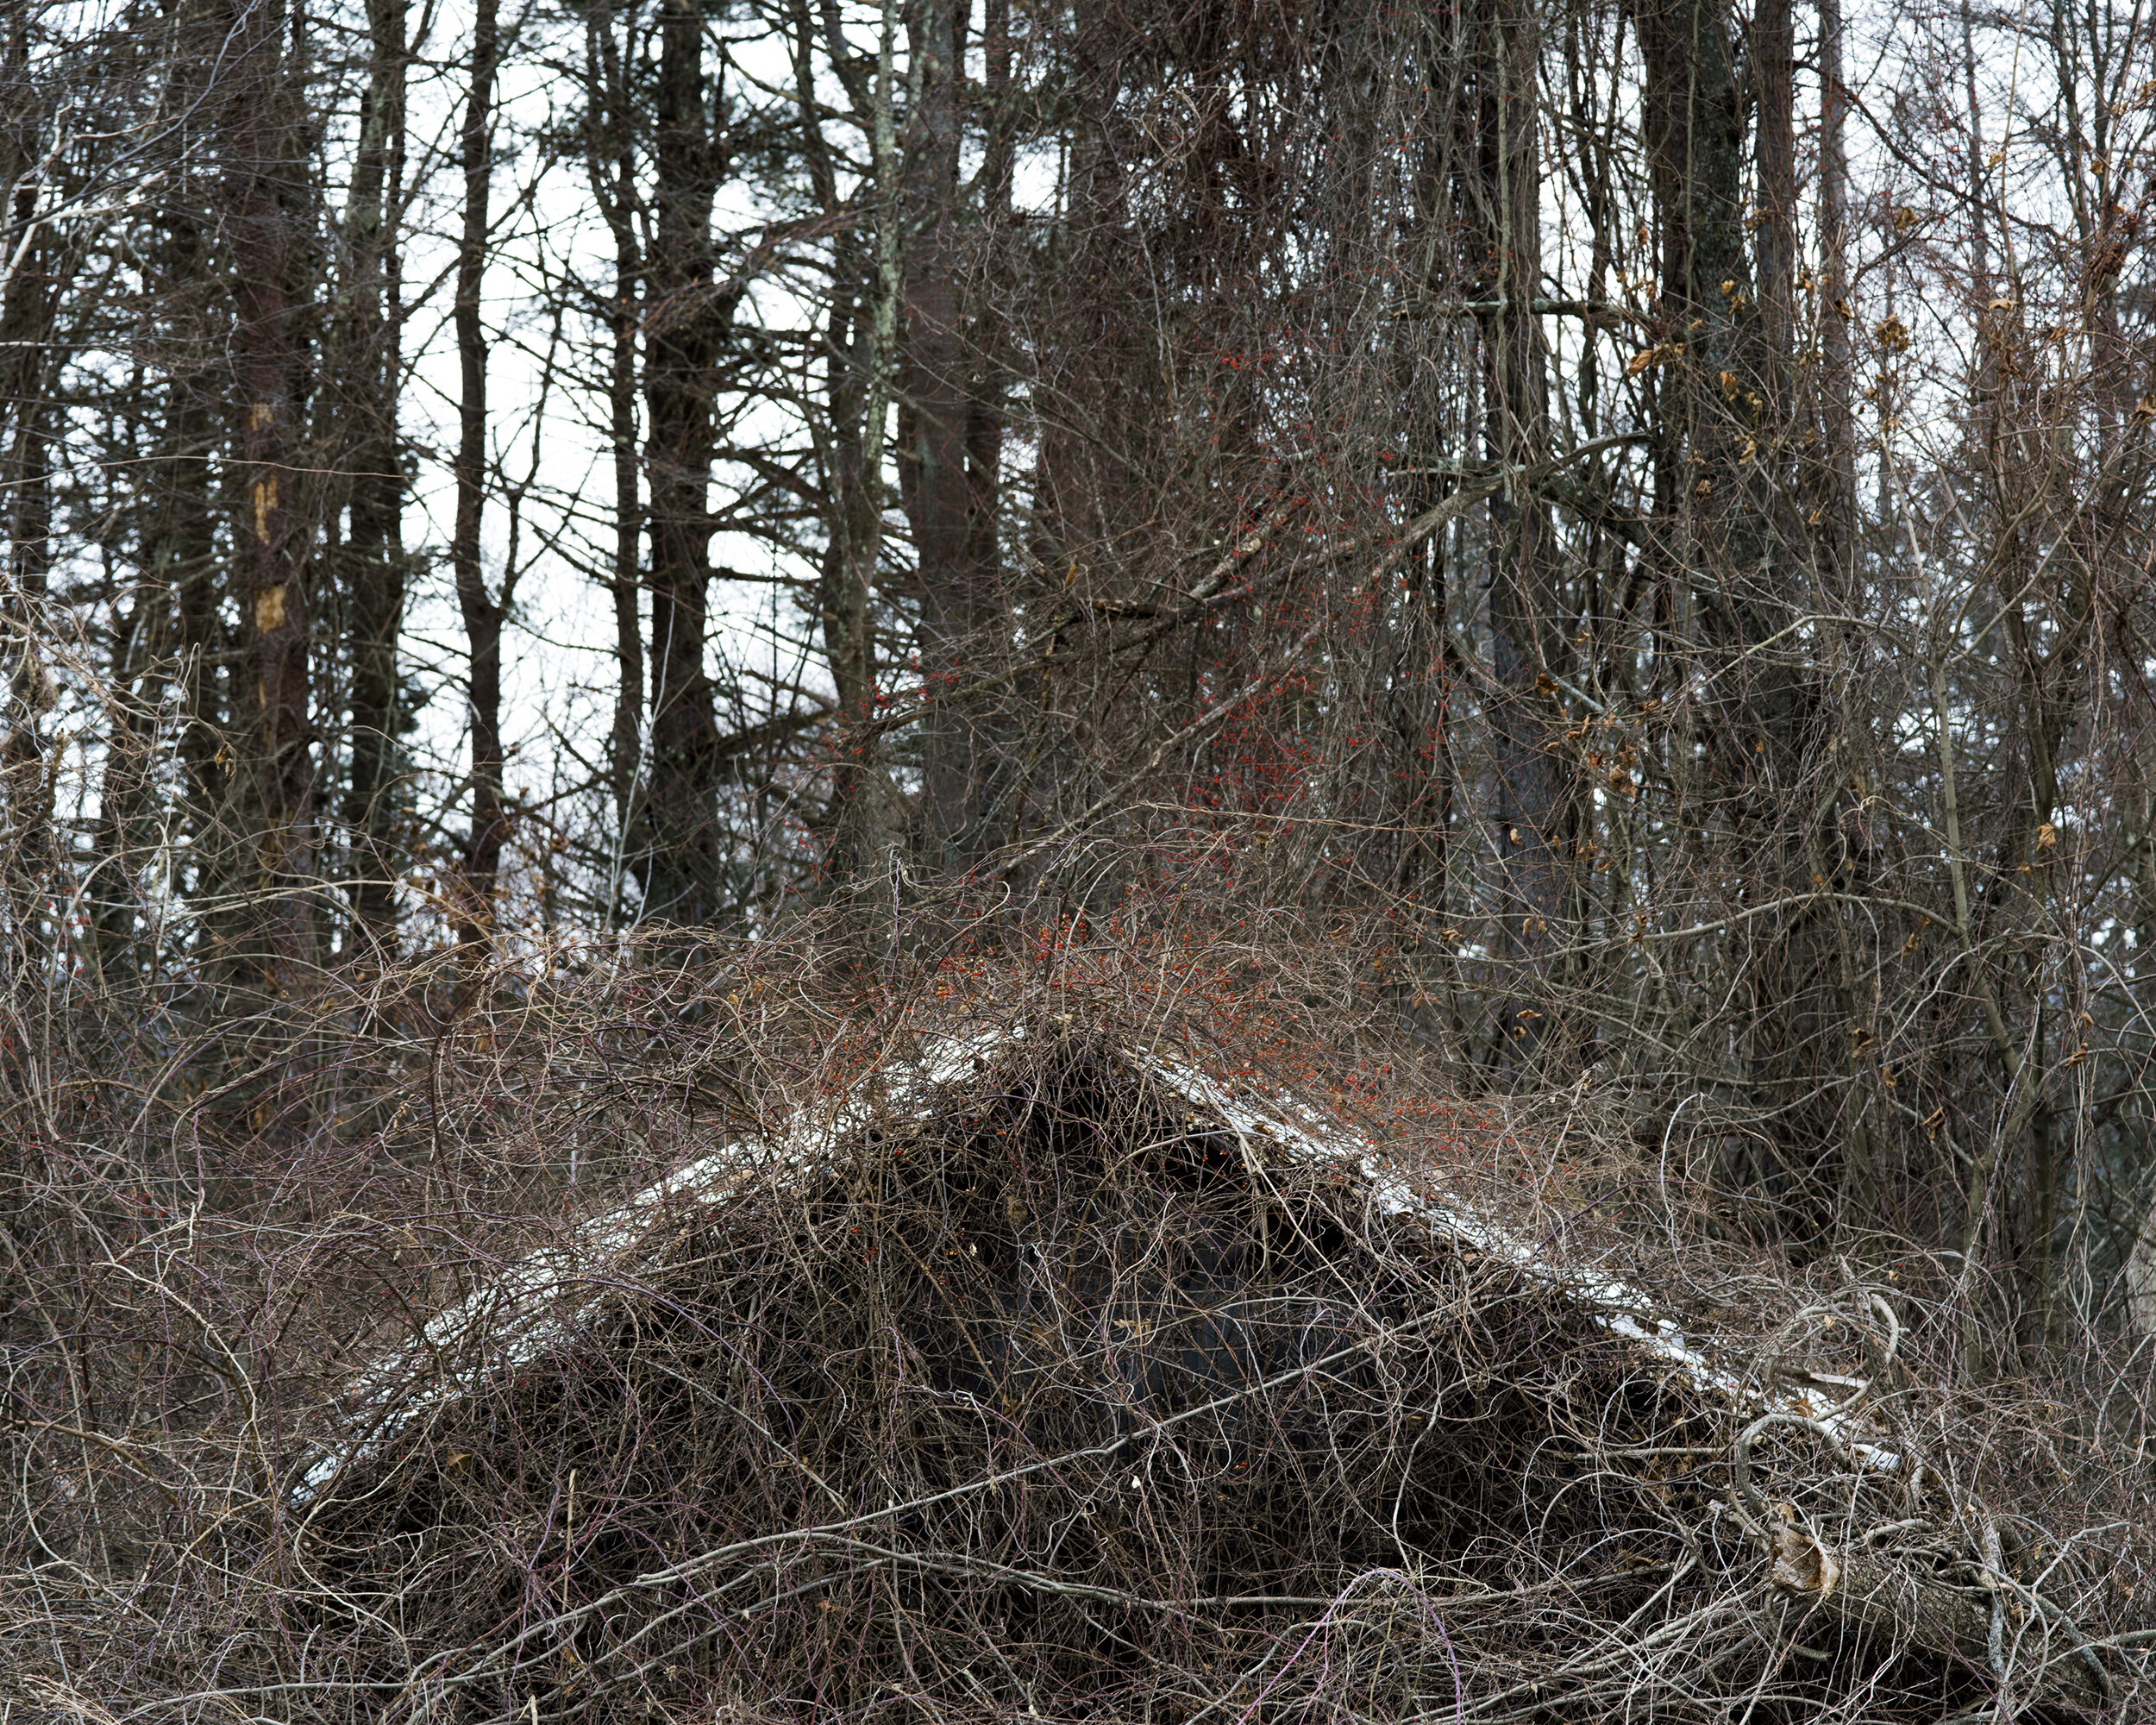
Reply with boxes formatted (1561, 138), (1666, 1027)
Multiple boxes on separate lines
(0, 0), (52, 878)
(0, 220), (51, 784)
(90, 574), (163, 983)
(1764, 0), (1871, 1226)
(587, 1), (644, 862)
(1476, 0), (1567, 1061)
(219, 0), (313, 979)
(959, 0), (1011, 851)
(901, 0), (997, 871)
(0, 346), (53, 963)
(819, 0), (896, 891)
(163, 209), (230, 906)
(452, 0), (503, 950)
(641, 0), (726, 923)
(1815, 0), (1853, 576)
(342, 0), (408, 963)
(1386, 11), (1464, 927)
(1644, 0), (1845, 1214)
(1752, 0), (1796, 359)
(172, 404), (229, 902)
(101, 198), (215, 977)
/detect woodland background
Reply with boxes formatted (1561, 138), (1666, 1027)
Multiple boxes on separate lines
(3, 0), (2156, 1421)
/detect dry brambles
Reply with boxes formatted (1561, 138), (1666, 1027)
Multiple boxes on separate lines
(6, 944), (2152, 1722)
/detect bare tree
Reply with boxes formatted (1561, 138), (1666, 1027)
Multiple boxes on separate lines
(216, 0), (315, 977)
(339, 0), (411, 962)
(637, 0), (728, 924)
(451, 0), (504, 950)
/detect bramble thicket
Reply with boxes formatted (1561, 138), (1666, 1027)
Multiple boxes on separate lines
(3, 0), (2156, 1714)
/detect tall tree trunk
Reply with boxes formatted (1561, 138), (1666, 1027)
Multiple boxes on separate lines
(959, 0), (1011, 851)
(1814, 0), (1853, 576)
(0, 0), (58, 968)
(163, 202), (232, 919)
(1476, 0), (1568, 1062)
(90, 580), (162, 985)
(1643, 0), (1839, 1208)
(172, 363), (230, 914)
(342, 0), (409, 963)
(901, 0), (1000, 872)
(1752, 0), (1796, 358)
(131, 2), (238, 921)
(219, 0), (313, 979)
(586, 0), (644, 869)
(818, 0), (896, 893)
(641, 0), (726, 924)
(452, 0), (503, 950)
(0, 344), (53, 963)
(1384, 11), (1466, 932)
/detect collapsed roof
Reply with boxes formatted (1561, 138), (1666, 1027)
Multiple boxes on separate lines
(291, 1022), (2131, 1723)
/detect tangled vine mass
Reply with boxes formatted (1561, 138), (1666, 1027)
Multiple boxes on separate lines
(9, 960), (2150, 1723)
